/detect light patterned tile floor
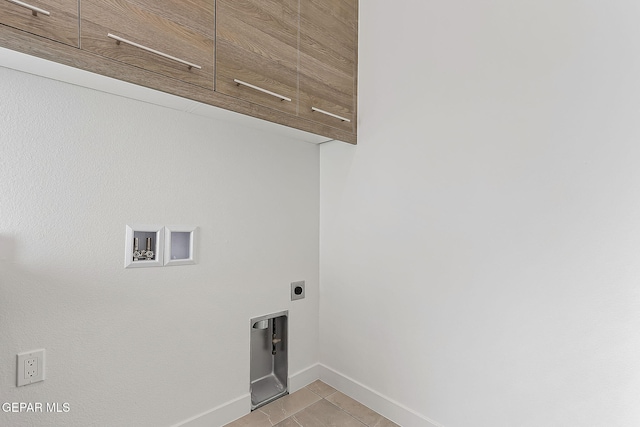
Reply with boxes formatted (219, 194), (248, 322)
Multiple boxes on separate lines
(224, 381), (400, 427)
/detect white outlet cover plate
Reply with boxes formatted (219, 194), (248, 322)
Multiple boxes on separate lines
(17, 349), (45, 387)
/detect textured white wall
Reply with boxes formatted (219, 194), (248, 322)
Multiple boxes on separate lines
(0, 67), (319, 426)
(320, 1), (640, 426)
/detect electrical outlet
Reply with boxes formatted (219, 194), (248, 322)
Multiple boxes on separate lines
(291, 281), (305, 301)
(17, 349), (45, 387)
(24, 357), (38, 378)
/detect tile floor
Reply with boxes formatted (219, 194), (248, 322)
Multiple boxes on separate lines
(223, 380), (400, 427)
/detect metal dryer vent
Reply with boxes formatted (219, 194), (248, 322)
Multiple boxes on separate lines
(250, 311), (288, 410)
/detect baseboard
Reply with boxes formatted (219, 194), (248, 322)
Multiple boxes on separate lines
(171, 394), (250, 427)
(172, 364), (321, 427)
(289, 363), (321, 393)
(318, 364), (444, 427)
(170, 363), (439, 427)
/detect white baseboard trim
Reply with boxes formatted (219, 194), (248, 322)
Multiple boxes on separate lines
(171, 364), (441, 427)
(318, 364), (444, 427)
(289, 363), (321, 393)
(171, 393), (250, 427)
(172, 364), (321, 427)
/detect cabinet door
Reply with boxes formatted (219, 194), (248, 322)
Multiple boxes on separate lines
(81, 0), (214, 90)
(299, 0), (357, 133)
(0, 0), (78, 46)
(216, 0), (298, 115)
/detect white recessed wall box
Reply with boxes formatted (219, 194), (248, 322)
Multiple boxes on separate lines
(124, 225), (165, 268)
(164, 226), (197, 266)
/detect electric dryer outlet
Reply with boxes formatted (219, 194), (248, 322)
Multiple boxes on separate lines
(291, 281), (305, 300)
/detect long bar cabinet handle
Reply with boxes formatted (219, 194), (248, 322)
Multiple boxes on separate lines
(233, 79), (292, 102)
(311, 107), (351, 123)
(6, 0), (50, 16)
(107, 33), (202, 70)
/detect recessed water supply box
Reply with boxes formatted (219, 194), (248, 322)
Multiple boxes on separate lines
(124, 225), (164, 268)
(250, 311), (288, 410)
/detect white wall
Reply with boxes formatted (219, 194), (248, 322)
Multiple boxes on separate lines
(0, 67), (319, 426)
(320, 1), (640, 426)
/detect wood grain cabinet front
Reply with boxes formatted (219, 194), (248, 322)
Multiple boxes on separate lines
(0, 0), (358, 143)
(216, 0), (298, 115)
(299, 0), (357, 133)
(0, 0), (78, 46)
(81, 0), (214, 90)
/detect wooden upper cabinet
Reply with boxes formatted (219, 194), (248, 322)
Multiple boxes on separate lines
(299, 0), (357, 133)
(0, 0), (358, 142)
(216, 0), (299, 115)
(0, 0), (78, 46)
(81, 0), (214, 90)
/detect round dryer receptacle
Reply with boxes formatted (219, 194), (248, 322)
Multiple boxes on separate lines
(291, 281), (305, 300)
